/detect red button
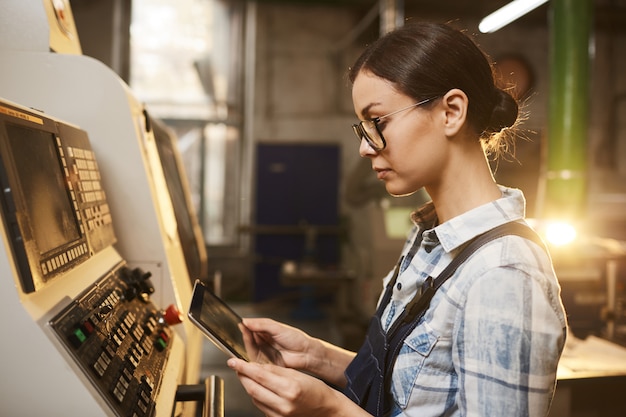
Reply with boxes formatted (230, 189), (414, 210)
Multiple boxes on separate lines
(83, 321), (95, 334)
(163, 304), (183, 325)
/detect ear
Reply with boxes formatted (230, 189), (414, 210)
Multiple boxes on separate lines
(441, 88), (469, 137)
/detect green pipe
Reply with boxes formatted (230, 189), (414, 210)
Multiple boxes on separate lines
(545, 0), (592, 219)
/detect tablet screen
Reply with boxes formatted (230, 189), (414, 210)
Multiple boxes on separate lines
(188, 280), (250, 361)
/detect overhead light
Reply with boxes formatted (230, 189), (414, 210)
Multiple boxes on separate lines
(479, 0), (549, 33)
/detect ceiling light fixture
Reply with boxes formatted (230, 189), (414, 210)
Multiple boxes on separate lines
(479, 0), (549, 33)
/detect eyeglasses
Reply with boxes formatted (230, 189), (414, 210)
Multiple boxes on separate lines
(352, 97), (435, 151)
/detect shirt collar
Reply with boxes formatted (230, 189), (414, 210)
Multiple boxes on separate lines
(410, 186), (526, 253)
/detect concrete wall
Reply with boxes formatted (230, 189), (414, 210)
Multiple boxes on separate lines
(253, 3), (366, 196)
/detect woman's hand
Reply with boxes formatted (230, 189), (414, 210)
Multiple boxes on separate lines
(240, 317), (356, 386)
(241, 318), (312, 370)
(227, 358), (369, 417)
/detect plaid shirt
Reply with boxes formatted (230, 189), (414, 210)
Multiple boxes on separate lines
(378, 186), (567, 417)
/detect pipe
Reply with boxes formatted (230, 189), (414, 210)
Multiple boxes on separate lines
(379, 0), (404, 35)
(240, 0), (257, 253)
(544, 0), (593, 219)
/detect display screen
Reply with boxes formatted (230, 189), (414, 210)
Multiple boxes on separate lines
(152, 118), (207, 282)
(188, 280), (249, 360)
(188, 280), (284, 364)
(5, 123), (80, 254)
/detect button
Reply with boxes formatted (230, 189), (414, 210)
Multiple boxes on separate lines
(3, 187), (16, 212)
(154, 337), (167, 352)
(396, 282), (402, 290)
(137, 399), (148, 414)
(162, 304), (183, 325)
(112, 385), (125, 403)
(82, 320), (95, 335)
(123, 367), (133, 381)
(69, 328), (87, 348)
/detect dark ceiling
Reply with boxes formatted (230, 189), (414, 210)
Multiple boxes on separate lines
(254, 0), (626, 32)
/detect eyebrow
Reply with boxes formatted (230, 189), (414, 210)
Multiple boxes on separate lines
(359, 102), (382, 119)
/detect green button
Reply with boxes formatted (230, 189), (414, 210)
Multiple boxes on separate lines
(155, 338), (167, 351)
(73, 328), (87, 343)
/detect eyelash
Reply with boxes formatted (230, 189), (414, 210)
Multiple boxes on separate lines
(375, 119), (388, 130)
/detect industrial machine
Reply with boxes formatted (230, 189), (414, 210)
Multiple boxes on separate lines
(0, 47), (206, 384)
(0, 2), (216, 415)
(0, 99), (187, 416)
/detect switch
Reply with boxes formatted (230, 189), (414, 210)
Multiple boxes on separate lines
(69, 328), (87, 348)
(162, 304), (183, 326)
(154, 337), (167, 352)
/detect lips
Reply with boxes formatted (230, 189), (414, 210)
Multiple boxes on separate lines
(374, 167), (390, 180)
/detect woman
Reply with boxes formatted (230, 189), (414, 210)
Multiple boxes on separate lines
(227, 21), (567, 416)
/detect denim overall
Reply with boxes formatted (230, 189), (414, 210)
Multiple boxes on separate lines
(343, 222), (544, 417)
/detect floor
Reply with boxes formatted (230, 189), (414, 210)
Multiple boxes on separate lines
(198, 294), (361, 417)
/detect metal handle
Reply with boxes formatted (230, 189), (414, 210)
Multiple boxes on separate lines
(204, 375), (224, 417)
(176, 375), (224, 417)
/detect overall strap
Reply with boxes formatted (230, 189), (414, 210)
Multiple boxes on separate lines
(387, 221), (545, 346)
(344, 221), (545, 416)
(380, 221), (546, 413)
(375, 256), (404, 319)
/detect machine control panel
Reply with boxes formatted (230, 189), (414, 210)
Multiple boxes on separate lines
(49, 262), (174, 417)
(0, 99), (116, 293)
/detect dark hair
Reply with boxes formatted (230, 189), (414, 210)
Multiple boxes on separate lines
(348, 22), (519, 154)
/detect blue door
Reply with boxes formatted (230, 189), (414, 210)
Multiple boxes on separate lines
(253, 143), (340, 302)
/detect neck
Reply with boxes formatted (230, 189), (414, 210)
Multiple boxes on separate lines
(426, 142), (501, 224)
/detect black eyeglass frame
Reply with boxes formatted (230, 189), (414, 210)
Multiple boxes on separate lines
(352, 97), (436, 151)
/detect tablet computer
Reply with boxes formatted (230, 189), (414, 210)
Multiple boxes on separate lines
(188, 280), (251, 361)
(188, 280), (283, 364)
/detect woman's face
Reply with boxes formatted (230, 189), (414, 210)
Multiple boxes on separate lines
(352, 70), (447, 197)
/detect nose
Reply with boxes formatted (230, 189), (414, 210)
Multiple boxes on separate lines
(358, 137), (377, 157)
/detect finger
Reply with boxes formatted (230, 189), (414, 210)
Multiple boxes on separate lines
(228, 360), (292, 415)
(239, 323), (261, 360)
(244, 319), (305, 354)
(239, 323), (284, 365)
(228, 359), (293, 390)
(237, 373), (283, 416)
(252, 329), (271, 346)
(242, 317), (284, 334)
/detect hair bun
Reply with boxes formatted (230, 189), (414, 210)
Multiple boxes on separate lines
(485, 89), (518, 134)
